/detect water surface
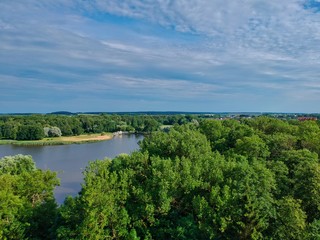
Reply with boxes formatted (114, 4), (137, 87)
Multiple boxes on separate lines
(0, 134), (143, 203)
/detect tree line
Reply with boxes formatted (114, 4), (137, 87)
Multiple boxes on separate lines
(0, 114), (197, 140)
(1, 116), (320, 239)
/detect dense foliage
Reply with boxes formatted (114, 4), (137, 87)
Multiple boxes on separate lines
(1, 116), (320, 239)
(0, 155), (59, 239)
(0, 114), (196, 140)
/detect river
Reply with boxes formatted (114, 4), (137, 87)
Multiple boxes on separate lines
(0, 134), (143, 204)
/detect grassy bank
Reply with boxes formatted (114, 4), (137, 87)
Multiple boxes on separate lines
(0, 133), (113, 146)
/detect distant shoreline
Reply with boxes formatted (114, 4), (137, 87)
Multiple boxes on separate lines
(0, 133), (113, 146)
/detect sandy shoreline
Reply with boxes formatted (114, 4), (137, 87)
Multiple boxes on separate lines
(55, 134), (113, 142)
(0, 133), (114, 146)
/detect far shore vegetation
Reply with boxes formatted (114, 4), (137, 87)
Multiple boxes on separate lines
(0, 112), (319, 146)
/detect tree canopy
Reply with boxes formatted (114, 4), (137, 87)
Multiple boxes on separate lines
(57, 118), (320, 239)
(1, 116), (320, 239)
(0, 155), (59, 239)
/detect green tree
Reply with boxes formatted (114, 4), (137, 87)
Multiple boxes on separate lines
(269, 197), (307, 240)
(234, 135), (270, 160)
(16, 124), (44, 140)
(1, 121), (18, 139)
(293, 160), (320, 221)
(265, 133), (297, 160)
(199, 119), (227, 152)
(297, 120), (320, 154)
(141, 124), (212, 161)
(57, 158), (135, 239)
(306, 219), (320, 240)
(0, 122), (3, 139)
(0, 155), (59, 239)
(143, 118), (160, 133)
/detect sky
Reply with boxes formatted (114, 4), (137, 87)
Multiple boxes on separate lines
(0, 0), (320, 113)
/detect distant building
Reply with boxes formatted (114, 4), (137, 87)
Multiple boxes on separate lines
(297, 117), (317, 121)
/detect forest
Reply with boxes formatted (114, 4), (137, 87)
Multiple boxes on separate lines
(0, 114), (196, 141)
(1, 116), (320, 239)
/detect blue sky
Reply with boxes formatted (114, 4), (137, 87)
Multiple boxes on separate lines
(0, 0), (320, 113)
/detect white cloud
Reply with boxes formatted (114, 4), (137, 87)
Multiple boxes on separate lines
(0, 0), (320, 112)
(90, 0), (320, 62)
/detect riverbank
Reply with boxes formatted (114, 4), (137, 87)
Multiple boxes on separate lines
(0, 133), (113, 146)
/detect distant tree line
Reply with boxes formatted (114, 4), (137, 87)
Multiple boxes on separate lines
(0, 114), (198, 140)
(1, 116), (320, 239)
